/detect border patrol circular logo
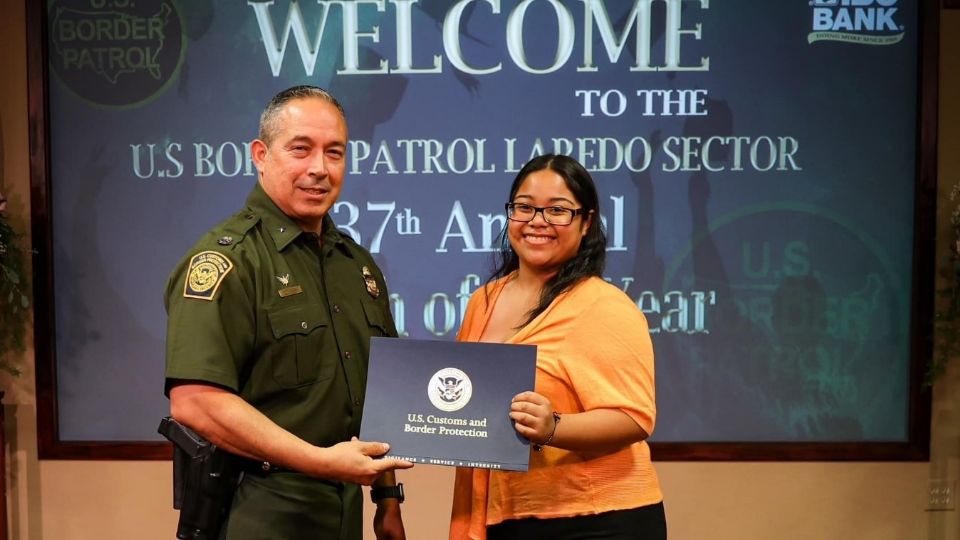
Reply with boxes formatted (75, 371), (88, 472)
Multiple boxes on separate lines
(659, 202), (907, 440)
(427, 368), (472, 412)
(48, 0), (185, 108)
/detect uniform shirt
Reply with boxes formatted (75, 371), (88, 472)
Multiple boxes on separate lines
(450, 276), (662, 539)
(164, 181), (397, 448)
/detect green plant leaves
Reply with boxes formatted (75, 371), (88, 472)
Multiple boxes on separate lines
(0, 214), (30, 373)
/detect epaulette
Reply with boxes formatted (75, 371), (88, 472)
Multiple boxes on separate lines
(332, 226), (375, 261)
(334, 226), (361, 247)
(180, 211), (259, 301)
(205, 210), (260, 251)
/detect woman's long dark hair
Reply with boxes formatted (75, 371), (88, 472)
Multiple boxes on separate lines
(488, 154), (607, 327)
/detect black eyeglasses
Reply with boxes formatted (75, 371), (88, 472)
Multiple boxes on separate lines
(505, 203), (586, 226)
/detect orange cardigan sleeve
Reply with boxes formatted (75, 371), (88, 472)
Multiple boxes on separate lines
(560, 290), (657, 436)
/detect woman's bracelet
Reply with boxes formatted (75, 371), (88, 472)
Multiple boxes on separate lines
(533, 412), (561, 452)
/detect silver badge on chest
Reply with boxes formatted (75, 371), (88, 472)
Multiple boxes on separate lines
(362, 266), (380, 298)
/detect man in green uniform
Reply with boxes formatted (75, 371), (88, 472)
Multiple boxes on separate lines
(165, 86), (413, 540)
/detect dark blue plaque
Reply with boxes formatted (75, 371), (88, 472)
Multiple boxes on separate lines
(360, 337), (537, 472)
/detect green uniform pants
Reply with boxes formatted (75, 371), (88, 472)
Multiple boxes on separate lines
(220, 472), (361, 540)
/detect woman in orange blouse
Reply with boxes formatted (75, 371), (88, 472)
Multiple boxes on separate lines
(449, 154), (666, 540)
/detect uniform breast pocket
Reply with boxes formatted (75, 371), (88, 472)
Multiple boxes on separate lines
(267, 305), (333, 388)
(362, 300), (393, 337)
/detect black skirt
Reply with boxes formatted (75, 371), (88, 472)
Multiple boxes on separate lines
(486, 501), (667, 540)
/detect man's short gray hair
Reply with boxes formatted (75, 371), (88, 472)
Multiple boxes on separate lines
(258, 86), (346, 146)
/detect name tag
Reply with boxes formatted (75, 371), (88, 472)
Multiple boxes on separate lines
(278, 286), (303, 298)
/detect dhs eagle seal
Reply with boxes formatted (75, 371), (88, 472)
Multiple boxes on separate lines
(427, 368), (473, 412)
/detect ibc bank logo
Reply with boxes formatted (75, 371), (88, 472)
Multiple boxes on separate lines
(808, 0), (905, 46)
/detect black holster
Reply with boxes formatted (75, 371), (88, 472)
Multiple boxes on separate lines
(158, 417), (241, 540)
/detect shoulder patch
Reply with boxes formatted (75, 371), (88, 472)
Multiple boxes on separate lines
(183, 251), (234, 301)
